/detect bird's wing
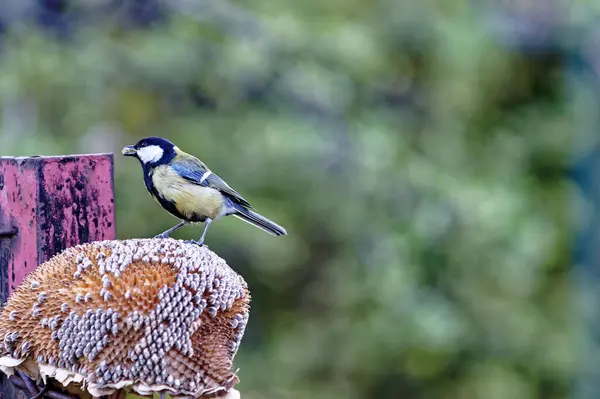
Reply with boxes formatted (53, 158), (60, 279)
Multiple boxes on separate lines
(171, 154), (208, 182)
(205, 172), (252, 208)
(172, 154), (252, 208)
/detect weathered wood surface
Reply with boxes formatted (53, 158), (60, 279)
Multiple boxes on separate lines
(0, 153), (116, 398)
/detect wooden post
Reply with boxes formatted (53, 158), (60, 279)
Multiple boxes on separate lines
(0, 153), (116, 398)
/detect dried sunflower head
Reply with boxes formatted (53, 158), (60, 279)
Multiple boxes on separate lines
(0, 238), (250, 398)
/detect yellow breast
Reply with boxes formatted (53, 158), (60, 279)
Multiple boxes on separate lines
(152, 166), (225, 220)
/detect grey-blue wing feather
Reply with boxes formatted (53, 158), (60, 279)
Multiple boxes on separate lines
(172, 159), (252, 208)
(206, 173), (252, 208)
(171, 161), (207, 185)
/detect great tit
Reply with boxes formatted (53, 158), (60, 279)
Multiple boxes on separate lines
(122, 136), (287, 245)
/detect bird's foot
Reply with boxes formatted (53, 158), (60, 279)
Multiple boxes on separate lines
(183, 239), (207, 248)
(154, 232), (170, 239)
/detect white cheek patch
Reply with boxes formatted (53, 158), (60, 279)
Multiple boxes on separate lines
(137, 145), (164, 163)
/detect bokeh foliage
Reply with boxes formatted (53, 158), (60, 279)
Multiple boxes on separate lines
(0, 1), (582, 398)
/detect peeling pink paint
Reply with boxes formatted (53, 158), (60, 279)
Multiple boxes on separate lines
(38, 155), (116, 264)
(0, 158), (38, 300)
(0, 153), (115, 300)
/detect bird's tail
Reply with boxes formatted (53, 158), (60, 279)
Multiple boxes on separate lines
(232, 206), (287, 236)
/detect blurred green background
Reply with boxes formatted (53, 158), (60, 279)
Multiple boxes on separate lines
(0, 1), (594, 398)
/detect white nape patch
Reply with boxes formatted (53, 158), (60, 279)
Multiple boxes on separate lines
(137, 145), (164, 164)
(200, 170), (212, 183)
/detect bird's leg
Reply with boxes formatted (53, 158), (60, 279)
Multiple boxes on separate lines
(196, 219), (212, 246)
(184, 219), (212, 246)
(155, 221), (186, 239)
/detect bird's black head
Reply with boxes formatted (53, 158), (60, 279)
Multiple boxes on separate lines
(122, 137), (178, 166)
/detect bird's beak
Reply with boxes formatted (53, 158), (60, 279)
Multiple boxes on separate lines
(122, 145), (137, 156)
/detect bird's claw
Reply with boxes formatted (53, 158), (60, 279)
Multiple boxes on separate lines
(184, 239), (207, 248)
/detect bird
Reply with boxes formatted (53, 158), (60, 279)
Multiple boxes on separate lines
(122, 136), (287, 246)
